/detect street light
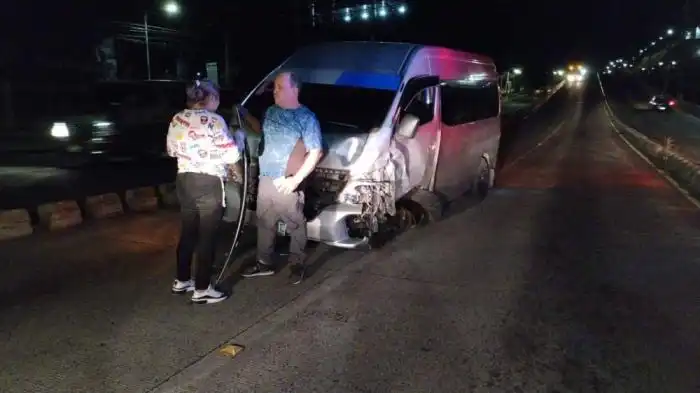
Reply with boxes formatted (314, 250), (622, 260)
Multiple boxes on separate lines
(163, 1), (180, 14)
(503, 68), (522, 96)
(144, 1), (180, 80)
(337, 2), (407, 24)
(667, 28), (674, 36)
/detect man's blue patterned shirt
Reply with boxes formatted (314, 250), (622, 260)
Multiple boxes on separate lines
(258, 105), (322, 178)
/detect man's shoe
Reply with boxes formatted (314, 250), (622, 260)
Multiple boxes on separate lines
(241, 261), (275, 278)
(288, 263), (306, 285)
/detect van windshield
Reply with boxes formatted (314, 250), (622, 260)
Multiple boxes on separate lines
(244, 82), (396, 132)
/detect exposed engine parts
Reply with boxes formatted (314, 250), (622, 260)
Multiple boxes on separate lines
(354, 143), (411, 233)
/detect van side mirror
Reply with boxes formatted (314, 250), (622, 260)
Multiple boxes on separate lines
(396, 113), (420, 139)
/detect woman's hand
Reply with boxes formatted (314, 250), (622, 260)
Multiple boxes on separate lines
(231, 129), (247, 152)
(225, 163), (244, 183)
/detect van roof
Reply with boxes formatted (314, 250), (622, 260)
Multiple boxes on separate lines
(280, 41), (494, 89)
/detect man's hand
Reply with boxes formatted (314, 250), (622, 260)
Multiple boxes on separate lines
(273, 176), (302, 195)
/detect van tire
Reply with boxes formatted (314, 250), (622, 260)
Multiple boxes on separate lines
(472, 158), (491, 199)
(367, 189), (443, 250)
(408, 189), (444, 225)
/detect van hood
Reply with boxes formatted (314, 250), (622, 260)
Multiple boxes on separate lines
(317, 132), (369, 169)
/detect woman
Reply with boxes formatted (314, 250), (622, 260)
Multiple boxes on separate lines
(166, 79), (240, 305)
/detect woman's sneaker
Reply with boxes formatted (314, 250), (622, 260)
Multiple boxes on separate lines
(171, 279), (195, 294)
(191, 286), (228, 305)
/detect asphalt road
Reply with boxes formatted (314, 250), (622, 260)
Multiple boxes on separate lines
(602, 74), (700, 163)
(0, 97), (541, 211)
(5, 81), (698, 393)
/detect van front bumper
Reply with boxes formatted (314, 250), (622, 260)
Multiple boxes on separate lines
(306, 203), (369, 249)
(246, 203), (369, 250)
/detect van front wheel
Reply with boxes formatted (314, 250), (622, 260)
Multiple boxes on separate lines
(368, 190), (443, 249)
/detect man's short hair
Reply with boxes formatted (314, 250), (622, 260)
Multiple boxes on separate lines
(279, 71), (302, 91)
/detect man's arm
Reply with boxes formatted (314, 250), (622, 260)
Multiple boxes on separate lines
(291, 115), (323, 184)
(291, 149), (322, 184)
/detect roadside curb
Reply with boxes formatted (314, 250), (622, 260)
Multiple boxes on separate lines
(604, 103), (700, 207)
(0, 183), (179, 242)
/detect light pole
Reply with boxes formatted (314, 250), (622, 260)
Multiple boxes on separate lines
(145, 1), (180, 80)
(504, 67), (522, 96)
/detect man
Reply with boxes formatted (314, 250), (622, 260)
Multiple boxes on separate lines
(241, 71), (323, 284)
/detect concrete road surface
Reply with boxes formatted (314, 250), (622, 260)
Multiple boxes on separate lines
(2, 81), (700, 392)
(602, 75), (700, 163)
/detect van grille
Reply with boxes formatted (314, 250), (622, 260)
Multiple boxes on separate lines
(304, 168), (350, 219)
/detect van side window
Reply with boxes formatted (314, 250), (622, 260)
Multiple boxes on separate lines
(404, 87), (435, 125)
(440, 81), (499, 126)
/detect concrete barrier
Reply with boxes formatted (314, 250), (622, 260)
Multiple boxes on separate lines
(85, 193), (124, 219)
(125, 186), (159, 212)
(0, 209), (33, 240)
(606, 104), (700, 200)
(37, 200), (82, 231)
(158, 183), (179, 207)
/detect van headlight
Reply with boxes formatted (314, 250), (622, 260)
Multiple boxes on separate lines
(50, 122), (70, 138)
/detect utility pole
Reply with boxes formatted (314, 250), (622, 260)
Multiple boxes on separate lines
(144, 12), (151, 80)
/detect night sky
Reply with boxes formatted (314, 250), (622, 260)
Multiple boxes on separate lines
(1, 0), (691, 83)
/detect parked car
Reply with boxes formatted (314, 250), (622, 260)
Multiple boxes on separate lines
(35, 80), (238, 165)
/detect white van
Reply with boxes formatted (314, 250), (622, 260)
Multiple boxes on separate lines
(238, 41), (501, 249)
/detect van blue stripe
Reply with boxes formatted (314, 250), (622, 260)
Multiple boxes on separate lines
(334, 72), (401, 91)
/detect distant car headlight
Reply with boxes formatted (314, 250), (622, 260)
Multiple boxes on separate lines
(92, 121), (113, 128)
(50, 122), (70, 138)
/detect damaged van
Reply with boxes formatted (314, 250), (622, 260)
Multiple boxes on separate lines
(237, 41), (501, 249)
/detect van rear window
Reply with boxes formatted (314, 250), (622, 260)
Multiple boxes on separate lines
(440, 81), (500, 125)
